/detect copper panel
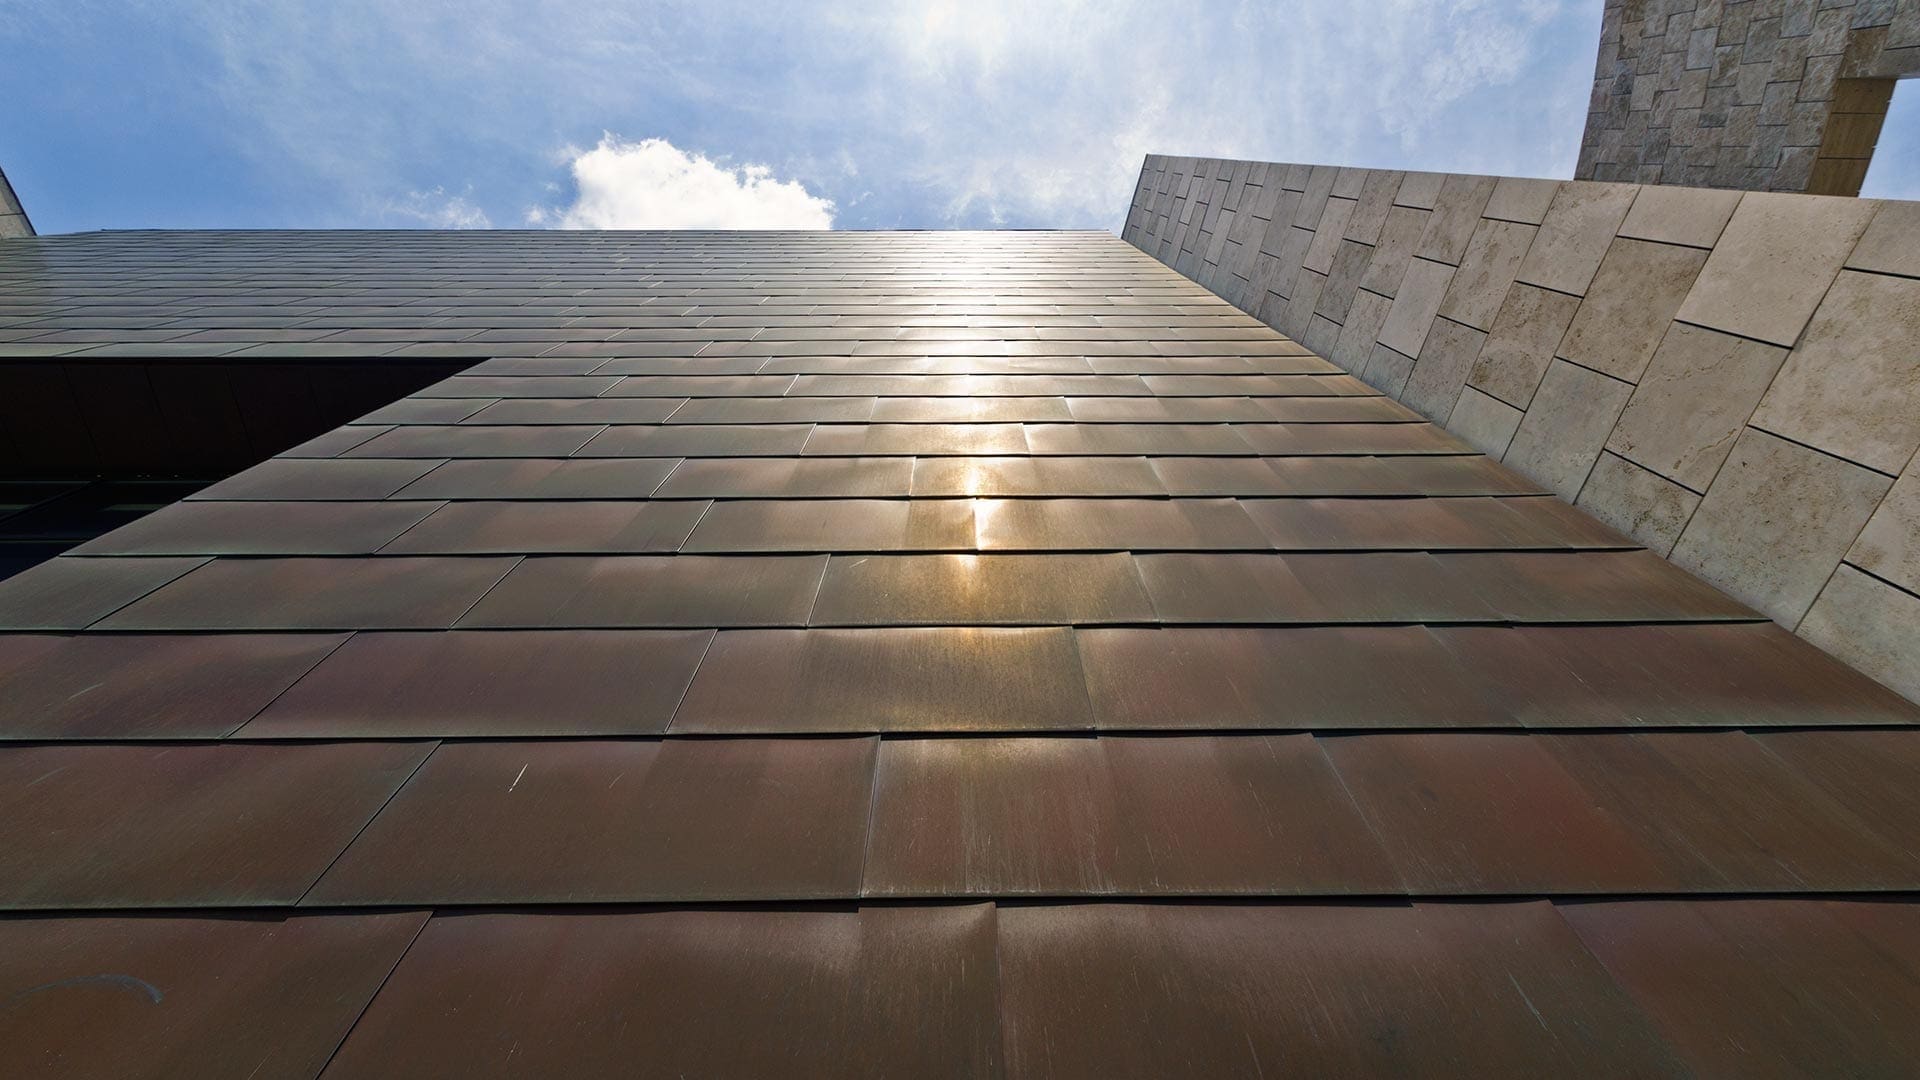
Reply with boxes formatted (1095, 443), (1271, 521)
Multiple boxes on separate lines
(596, 355), (768, 374)
(1079, 626), (1507, 729)
(343, 424), (604, 457)
(1064, 396), (1269, 422)
(911, 455), (1164, 496)
(191, 457), (442, 500)
(323, 905), (999, 1078)
(1321, 732), (1672, 892)
(673, 626), (1092, 733)
(810, 553), (1153, 625)
(1140, 373), (1364, 395)
(1024, 422), (1252, 455)
(683, 498), (973, 552)
(1134, 553), (1327, 622)
(0, 556), (207, 630)
(1446, 550), (1759, 622)
(465, 396), (684, 424)
(1489, 623), (1920, 727)
(1236, 421), (1472, 455)
(245, 629), (711, 737)
(0, 741), (432, 907)
(871, 396), (1071, 422)
(1151, 456), (1311, 496)
(1541, 731), (1919, 890)
(73, 500), (440, 555)
(458, 554), (826, 627)
(97, 556), (518, 630)
(421, 374), (621, 397)
(392, 457), (679, 499)
(360, 396), (494, 423)
(654, 456), (912, 498)
(578, 423), (812, 457)
(804, 423), (1029, 455)
(974, 497), (1268, 551)
(604, 373), (796, 396)
(308, 737), (877, 903)
(1256, 395), (1424, 422)
(0, 632), (344, 739)
(791, 373), (1148, 396)
(998, 901), (1684, 1077)
(380, 499), (708, 553)
(0, 911), (428, 1080)
(1563, 899), (1920, 1078)
(665, 395), (875, 423)
(1385, 453), (1548, 493)
(1757, 730), (1920, 851)
(862, 736), (1124, 895)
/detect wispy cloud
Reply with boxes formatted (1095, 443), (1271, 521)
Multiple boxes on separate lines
(377, 186), (492, 229)
(529, 135), (833, 229)
(1, 0), (1604, 233)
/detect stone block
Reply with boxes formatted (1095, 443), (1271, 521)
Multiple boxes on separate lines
(1437, 219), (1538, 331)
(1515, 182), (1640, 296)
(1576, 451), (1703, 556)
(1800, 565), (1920, 702)
(1358, 206), (1429, 298)
(1402, 317), (1487, 421)
(1504, 359), (1636, 499)
(1364, 343), (1418, 397)
(1559, 238), (1710, 382)
(1848, 464), (1920, 595)
(1376, 257), (1454, 358)
(1330, 290), (1394, 374)
(1446, 387), (1524, 459)
(1675, 191), (1877, 347)
(1415, 174), (1499, 264)
(1672, 427), (1893, 624)
(1618, 185), (1741, 247)
(1483, 178), (1561, 224)
(1301, 198), (1355, 275)
(1395, 171), (1446, 210)
(1607, 323), (1790, 491)
(1315, 240), (1374, 324)
(1469, 284), (1581, 409)
(1344, 170), (1404, 245)
(1749, 269), (1920, 473)
(1847, 201), (1920, 277)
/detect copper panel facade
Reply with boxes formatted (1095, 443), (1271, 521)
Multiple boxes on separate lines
(245, 629), (712, 737)
(324, 905), (1000, 1079)
(96, 556), (518, 630)
(72, 499), (440, 555)
(0, 911), (428, 1079)
(577, 422), (813, 457)
(683, 498), (973, 553)
(458, 554), (826, 627)
(391, 457), (679, 499)
(0, 741), (432, 907)
(655, 456), (913, 498)
(0, 632), (345, 739)
(0, 556), (207, 630)
(810, 553), (1154, 625)
(911, 455), (1165, 496)
(674, 626), (1093, 732)
(190, 457), (442, 500)
(380, 499), (709, 553)
(309, 737), (877, 902)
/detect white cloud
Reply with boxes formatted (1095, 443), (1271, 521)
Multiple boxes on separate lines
(378, 186), (491, 228)
(535, 135), (834, 229)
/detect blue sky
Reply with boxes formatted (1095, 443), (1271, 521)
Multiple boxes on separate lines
(1, 1), (1913, 234)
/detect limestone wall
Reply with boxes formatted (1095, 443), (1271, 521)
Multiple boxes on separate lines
(1576, 0), (1920, 194)
(1125, 153), (1920, 700)
(0, 167), (31, 239)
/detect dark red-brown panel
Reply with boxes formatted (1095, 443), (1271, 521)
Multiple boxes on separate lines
(0, 741), (432, 908)
(244, 630), (712, 737)
(910, 455), (1165, 497)
(323, 905), (999, 1079)
(190, 457), (444, 501)
(391, 457), (680, 499)
(72, 500), (440, 555)
(1755, 729), (1920, 850)
(0, 556), (208, 630)
(1319, 732), (1672, 893)
(682, 498), (974, 553)
(1078, 626), (1507, 729)
(343, 424), (605, 458)
(658, 456), (913, 498)
(972, 497), (1269, 551)
(0, 911), (428, 1080)
(862, 735), (1397, 896)
(1563, 899), (1920, 1078)
(96, 556), (519, 630)
(0, 633), (345, 739)
(810, 553), (1153, 625)
(673, 627), (1092, 733)
(458, 555), (826, 627)
(308, 737), (877, 903)
(1448, 550), (1759, 623)
(379, 499), (709, 553)
(997, 901), (1684, 1077)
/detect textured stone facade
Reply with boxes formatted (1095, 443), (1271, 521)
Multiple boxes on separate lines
(1577, 0), (1920, 194)
(0, 167), (30, 239)
(1127, 153), (1920, 701)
